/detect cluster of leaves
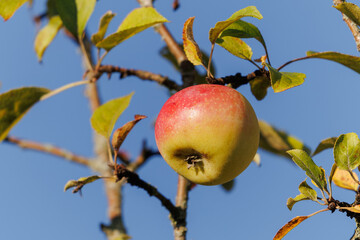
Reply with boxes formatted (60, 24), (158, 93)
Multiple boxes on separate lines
(274, 133), (360, 239)
(181, 6), (360, 100)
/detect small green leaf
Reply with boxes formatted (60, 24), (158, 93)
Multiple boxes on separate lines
(34, 15), (63, 61)
(266, 64), (305, 93)
(219, 19), (268, 55)
(286, 194), (309, 211)
(221, 179), (235, 192)
(216, 36), (252, 60)
(90, 93), (134, 139)
(334, 133), (360, 171)
(249, 76), (271, 100)
(334, 3), (360, 27)
(298, 180), (317, 201)
(55, 0), (77, 37)
(312, 137), (337, 157)
(259, 120), (311, 159)
(0, 87), (50, 142)
(91, 11), (116, 45)
(0, 0), (27, 21)
(182, 17), (204, 66)
(306, 51), (360, 74)
(209, 6), (263, 44)
(287, 149), (327, 191)
(64, 175), (101, 192)
(97, 7), (168, 51)
(76, 0), (96, 37)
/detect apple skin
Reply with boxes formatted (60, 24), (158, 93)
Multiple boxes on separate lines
(155, 84), (259, 185)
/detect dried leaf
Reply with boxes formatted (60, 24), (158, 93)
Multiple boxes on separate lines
(182, 17), (204, 66)
(274, 216), (309, 240)
(112, 114), (147, 152)
(64, 175), (101, 192)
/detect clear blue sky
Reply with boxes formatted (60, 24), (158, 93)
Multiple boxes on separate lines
(1, 0), (360, 239)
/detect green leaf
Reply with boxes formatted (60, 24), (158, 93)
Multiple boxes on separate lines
(259, 120), (311, 159)
(306, 51), (360, 74)
(0, 87), (50, 142)
(312, 137), (337, 157)
(221, 179), (235, 192)
(249, 76), (271, 100)
(209, 6), (263, 44)
(287, 149), (327, 191)
(266, 64), (305, 93)
(34, 15), (63, 61)
(91, 11), (116, 45)
(334, 3), (360, 27)
(0, 0), (27, 21)
(334, 133), (360, 171)
(298, 180), (317, 201)
(286, 194), (309, 211)
(97, 7), (168, 51)
(55, 0), (95, 38)
(64, 175), (101, 193)
(219, 19), (268, 55)
(76, 0), (96, 37)
(55, 0), (77, 37)
(215, 36), (252, 60)
(182, 17), (204, 66)
(90, 93), (134, 139)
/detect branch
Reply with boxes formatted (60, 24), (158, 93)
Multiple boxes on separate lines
(115, 164), (181, 220)
(90, 65), (181, 91)
(333, 0), (360, 52)
(173, 176), (191, 240)
(206, 69), (269, 89)
(4, 136), (90, 166)
(127, 140), (160, 172)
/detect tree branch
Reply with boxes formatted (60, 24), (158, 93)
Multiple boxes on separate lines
(4, 136), (90, 166)
(90, 65), (181, 91)
(173, 176), (191, 240)
(333, 0), (360, 52)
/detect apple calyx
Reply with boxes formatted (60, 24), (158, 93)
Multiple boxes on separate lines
(173, 148), (206, 169)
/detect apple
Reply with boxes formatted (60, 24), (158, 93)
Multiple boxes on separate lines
(155, 84), (259, 185)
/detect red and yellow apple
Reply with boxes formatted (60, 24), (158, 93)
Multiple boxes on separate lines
(155, 84), (259, 185)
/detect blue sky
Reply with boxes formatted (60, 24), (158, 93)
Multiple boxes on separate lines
(1, 0), (360, 239)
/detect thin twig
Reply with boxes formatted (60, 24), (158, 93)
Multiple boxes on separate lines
(40, 80), (90, 101)
(92, 65), (182, 91)
(4, 136), (90, 166)
(127, 140), (159, 172)
(277, 56), (310, 71)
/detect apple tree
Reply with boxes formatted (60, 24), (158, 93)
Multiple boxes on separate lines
(1, 0), (360, 239)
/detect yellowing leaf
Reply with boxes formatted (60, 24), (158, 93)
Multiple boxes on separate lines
(34, 16), (63, 61)
(339, 205), (360, 214)
(274, 216), (309, 240)
(306, 51), (360, 74)
(209, 6), (262, 44)
(97, 7), (168, 51)
(266, 64), (305, 93)
(90, 93), (134, 139)
(0, 87), (50, 142)
(287, 194), (309, 211)
(333, 168), (359, 191)
(334, 3), (360, 27)
(216, 36), (252, 60)
(76, 0), (96, 37)
(91, 11), (116, 45)
(0, 0), (27, 21)
(182, 17), (203, 66)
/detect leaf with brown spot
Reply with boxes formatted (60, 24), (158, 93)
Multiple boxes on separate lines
(112, 115), (147, 152)
(332, 168), (359, 191)
(182, 17), (204, 66)
(274, 216), (308, 240)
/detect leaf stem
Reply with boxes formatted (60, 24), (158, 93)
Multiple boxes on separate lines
(40, 80), (90, 101)
(277, 56), (310, 71)
(207, 44), (215, 78)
